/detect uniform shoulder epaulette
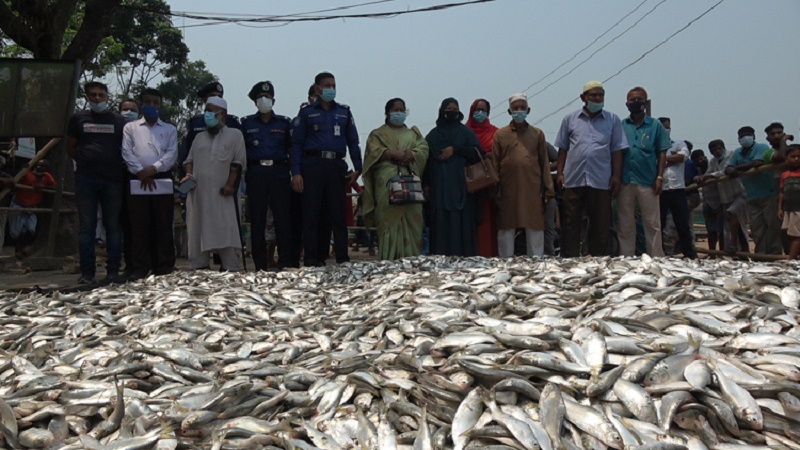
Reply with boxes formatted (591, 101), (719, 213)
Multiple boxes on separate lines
(299, 102), (311, 110)
(339, 103), (350, 109)
(275, 114), (291, 122)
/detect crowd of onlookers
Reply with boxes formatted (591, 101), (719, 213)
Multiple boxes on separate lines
(58, 75), (800, 282)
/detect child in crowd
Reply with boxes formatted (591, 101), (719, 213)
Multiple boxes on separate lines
(778, 144), (800, 259)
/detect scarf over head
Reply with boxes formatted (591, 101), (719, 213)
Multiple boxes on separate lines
(465, 98), (498, 153)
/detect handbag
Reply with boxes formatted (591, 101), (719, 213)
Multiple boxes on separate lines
(388, 164), (425, 205)
(464, 147), (498, 193)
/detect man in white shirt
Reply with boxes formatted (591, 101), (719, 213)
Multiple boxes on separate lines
(657, 117), (696, 258)
(121, 88), (178, 279)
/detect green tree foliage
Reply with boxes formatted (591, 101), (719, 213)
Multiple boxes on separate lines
(0, 0), (214, 122)
(158, 60), (217, 135)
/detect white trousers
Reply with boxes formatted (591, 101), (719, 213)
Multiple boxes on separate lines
(617, 183), (664, 257)
(498, 228), (544, 258)
(190, 247), (241, 271)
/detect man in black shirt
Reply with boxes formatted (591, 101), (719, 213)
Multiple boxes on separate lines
(66, 81), (127, 284)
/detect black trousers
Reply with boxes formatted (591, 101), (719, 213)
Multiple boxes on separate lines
(660, 188), (697, 258)
(561, 186), (612, 257)
(289, 190), (303, 267)
(120, 183), (134, 272)
(246, 164), (293, 270)
(301, 158), (349, 265)
(127, 178), (175, 275)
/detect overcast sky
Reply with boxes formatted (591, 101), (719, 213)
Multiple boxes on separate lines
(167, 0), (799, 155)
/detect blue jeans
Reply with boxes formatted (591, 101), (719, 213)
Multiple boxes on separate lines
(76, 173), (123, 277)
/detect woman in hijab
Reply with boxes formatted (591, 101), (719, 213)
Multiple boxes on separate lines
(465, 98), (499, 257)
(362, 98), (429, 259)
(424, 98), (483, 256)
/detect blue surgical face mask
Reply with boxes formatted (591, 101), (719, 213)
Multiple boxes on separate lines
(204, 111), (220, 128)
(121, 110), (139, 122)
(738, 135), (755, 148)
(141, 105), (160, 119)
(320, 88), (336, 102)
(88, 101), (108, 113)
(586, 101), (604, 113)
(389, 112), (406, 126)
(472, 111), (488, 123)
(511, 111), (528, 124)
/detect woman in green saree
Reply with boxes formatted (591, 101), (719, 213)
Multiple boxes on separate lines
(362, 98), (429, 259)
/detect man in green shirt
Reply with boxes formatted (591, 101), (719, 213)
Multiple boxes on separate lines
(618, 86), (669, 257)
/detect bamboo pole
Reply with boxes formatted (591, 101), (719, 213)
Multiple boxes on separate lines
(696, 247), (788, 262)
(0, 137), (62, 202)
(686, 162), (785, 192)
(13, 184), (74, 197)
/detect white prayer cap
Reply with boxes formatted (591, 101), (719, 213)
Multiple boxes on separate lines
(508, 93), (527, 105)
(583, 80), (604, 93)
(206, 96), (228, 110)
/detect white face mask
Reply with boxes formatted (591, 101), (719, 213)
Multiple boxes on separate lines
(256, 97), (273, 114)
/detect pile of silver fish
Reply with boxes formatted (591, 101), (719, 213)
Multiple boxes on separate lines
(1, 255), (800, 449)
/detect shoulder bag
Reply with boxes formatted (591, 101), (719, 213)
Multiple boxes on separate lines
(464, 147), (498, 193)
(388, 164), (425, 205)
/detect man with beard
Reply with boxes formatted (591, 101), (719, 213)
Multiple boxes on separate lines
(182, 97), (246, 271)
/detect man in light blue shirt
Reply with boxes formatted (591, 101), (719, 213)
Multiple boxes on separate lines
(555, 81), (628, 257)
(725, 125), (782, 254)
(618, 86), (669, 257)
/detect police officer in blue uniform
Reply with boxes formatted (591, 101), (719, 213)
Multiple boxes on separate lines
(291, 72), (362, 266)
(178, 82), (242, 174)
(240, 81), (294, 271)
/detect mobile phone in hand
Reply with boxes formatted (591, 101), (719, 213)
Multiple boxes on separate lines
(178, 178), (197, 194)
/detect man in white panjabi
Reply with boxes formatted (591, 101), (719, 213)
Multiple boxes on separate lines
(181, 96), (246, 270)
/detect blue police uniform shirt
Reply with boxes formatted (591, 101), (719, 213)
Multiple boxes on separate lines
(240, 113), (292, 161)
(291, 100), (362, 176)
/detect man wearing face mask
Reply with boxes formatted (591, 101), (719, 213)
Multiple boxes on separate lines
(725, 126), (782, 254)
(66, 81), (127, 284)
(291, 72), (362, 267)
(491, 93), (554, 257)
(702, 139), (749, 253)
(181, 97), (246, 271)
(240, 81), (294, 271)
(617, 86), (668, 257)
(121, 88), (178, 280)
(179, 82), (242, 178)
(655, 117), (696, 258)
(555, 81), (628, 257)
(120, 99), (140, 123)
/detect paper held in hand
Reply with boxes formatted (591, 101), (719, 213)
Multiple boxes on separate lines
(130, 179), (173, 195)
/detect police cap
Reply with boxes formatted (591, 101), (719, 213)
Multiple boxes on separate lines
(197, 82), (224, 98)
(248, 81), (275, 101)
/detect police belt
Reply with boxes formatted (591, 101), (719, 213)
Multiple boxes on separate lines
(248, 159), (288, 167)
(303, 150), (344, 160)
